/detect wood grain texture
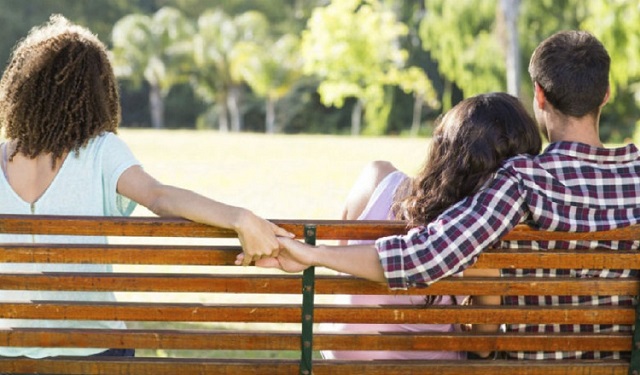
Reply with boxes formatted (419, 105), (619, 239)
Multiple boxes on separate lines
(1, 215), (638, 374)
(0, 273), (636, 296)
(0, 302), (633, 325)
(0, 358), (629, 375)
(0, 328), (629, 352)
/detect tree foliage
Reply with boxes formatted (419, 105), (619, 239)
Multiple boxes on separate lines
(191, 9), (270, 131)
(582, 0), (640, 94)
(420, 0), (504, 104)
(236, 34), (304, 133)
(419, 0), (640, 141)
(301, 0), (433, 135)
(582, 0), (640, 140)
(1, 0), (639, 139)
(111, 7), (194, 128)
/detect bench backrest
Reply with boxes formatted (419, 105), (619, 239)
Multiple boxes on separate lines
(0, 214), (638, 375)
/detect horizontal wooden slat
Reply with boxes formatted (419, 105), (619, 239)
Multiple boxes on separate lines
(3, 245), (640, 270)
(476, 249), (640, 269)
(314, 332), (633, 352)
(1, 273), (637, 296)
(0, 215), (409, 240)
(0, 302), (298, 323)
(374, 276), (638, 296)
(0, 273), (304, 294)
(0, 215), (236, 238)
(0, 302), (633, 324)
(314, 360), (629, 375)
(4, 214), (640, 242)
(313, 305), (636, 325)
(0, 328), (300, 350)
(0, 244), (240, 265)
(0, 358), (301, 375)
(0, 358), (629, 375)
(0, 328), (630, 352)
(3, 244), (640, 271)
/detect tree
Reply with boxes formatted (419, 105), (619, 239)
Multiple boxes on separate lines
(236, 34), (303, 133)
(420, 0), (639, 142)
(0, 1), (138, 74)
(581, 0), (640, 141)
(112, 7), (194, 129)
(390, 67), (438, 136)
(301, 0), (428, 135)
(582, 0), (640, 96)
(420, 0), (505, 107)
(191, 9), (270, 132)
(517, 0), (582, 106)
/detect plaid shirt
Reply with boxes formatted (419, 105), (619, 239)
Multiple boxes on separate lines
(375, 142), (640, 360)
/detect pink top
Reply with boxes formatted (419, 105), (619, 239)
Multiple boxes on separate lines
(321, 170), (466, 360)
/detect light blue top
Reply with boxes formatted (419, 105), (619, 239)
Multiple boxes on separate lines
(0, 132), (139, 358)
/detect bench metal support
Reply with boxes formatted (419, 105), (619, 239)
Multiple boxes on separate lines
(300, 224), (316, 375)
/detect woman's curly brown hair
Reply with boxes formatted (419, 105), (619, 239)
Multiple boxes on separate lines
(395, 92), (542, 226)
(0, 14), (120, 167)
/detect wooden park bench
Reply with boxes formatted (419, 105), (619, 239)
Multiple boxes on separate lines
(0, 213), (639, 374)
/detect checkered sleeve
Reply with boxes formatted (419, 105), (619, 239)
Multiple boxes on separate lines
(375, 171), (527, 289)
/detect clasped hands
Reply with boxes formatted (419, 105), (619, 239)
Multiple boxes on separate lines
(235, 236), (315, 273)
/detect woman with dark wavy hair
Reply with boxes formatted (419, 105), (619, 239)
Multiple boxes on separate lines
(319, 92), (542, 361)
(0, 15), (291, 359)
(399, 92), (542, 226)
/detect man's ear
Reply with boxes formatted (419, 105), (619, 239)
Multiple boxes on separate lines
(534, 82), (546, 110)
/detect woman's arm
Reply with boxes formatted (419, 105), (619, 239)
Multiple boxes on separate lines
(117, 165), (293, 265)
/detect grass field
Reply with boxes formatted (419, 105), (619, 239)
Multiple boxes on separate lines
(120, 129), (429, 219)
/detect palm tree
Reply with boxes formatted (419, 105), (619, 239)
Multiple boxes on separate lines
(236, 34), (303, 133)
(112, 7), (194, 129)
(191, 10), (270, 132)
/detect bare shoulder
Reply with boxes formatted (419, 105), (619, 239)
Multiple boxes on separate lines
(341, 161), (399, 220)
(363, 160), (399, 186)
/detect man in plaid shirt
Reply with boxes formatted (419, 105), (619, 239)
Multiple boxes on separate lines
(258, 31), (640, 360)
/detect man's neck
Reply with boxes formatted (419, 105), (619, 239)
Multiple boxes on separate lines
(549, 129), (603, 147)
(546, 113), (603, 148)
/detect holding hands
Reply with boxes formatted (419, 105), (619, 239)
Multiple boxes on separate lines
(234, 211), (296, 266)
(236, 236), (315, 272)
(240, 236), (388, 284)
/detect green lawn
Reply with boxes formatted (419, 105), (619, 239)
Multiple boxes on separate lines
(119, 129), (428, 220)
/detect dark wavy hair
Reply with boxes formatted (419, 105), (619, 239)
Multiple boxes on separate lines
(528, 30), (610, 118)
(397, 92), (542, 227)
(0, 14), (120, 168)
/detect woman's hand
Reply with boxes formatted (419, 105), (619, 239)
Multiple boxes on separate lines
(234, 210), (294, 266)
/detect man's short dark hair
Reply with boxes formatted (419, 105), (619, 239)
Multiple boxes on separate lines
(528, 30), (610, 118)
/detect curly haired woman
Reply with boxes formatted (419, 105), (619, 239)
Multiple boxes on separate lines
(0, 15), (291, 358)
